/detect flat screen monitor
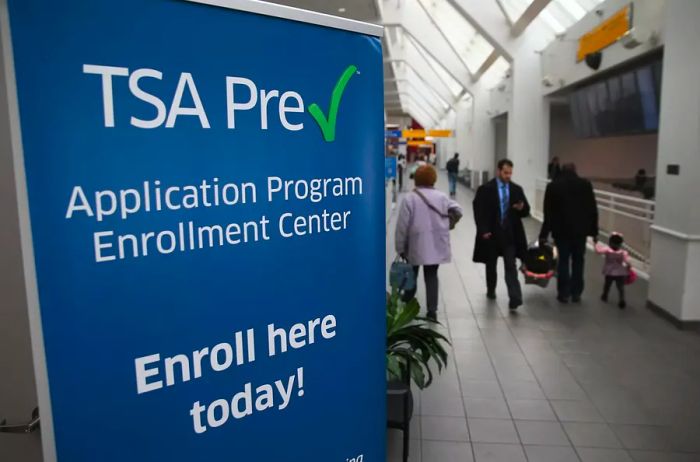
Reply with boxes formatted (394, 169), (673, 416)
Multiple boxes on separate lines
(569, 55), (662, 138)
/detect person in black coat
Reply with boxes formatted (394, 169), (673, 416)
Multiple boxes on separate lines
(548, 156), (562, 180)
(473, 159), (531, 310)
(539, 163), (599, 303)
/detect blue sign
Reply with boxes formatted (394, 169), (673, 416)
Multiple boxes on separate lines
(385, 157), (397, 179)
(6, 1), (384, 461)
(385, 129), (402, 138)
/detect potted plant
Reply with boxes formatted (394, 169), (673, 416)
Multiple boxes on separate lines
(386, 289), (450, 388)
(386, 289), (450, 462)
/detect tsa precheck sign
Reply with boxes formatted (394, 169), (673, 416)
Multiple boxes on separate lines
(4, 0), (385, 460)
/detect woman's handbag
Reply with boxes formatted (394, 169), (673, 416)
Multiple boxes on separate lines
(390, 256), (415, 291)
(413, 189), (462, 230)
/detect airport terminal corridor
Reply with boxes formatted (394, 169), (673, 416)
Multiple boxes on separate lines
(3, 1), (700, 461)
(387, 174), (700, 462)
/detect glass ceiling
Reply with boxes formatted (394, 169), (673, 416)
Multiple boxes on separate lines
(384, 0), (606, 125)
(392, 59), (450, 114)
(404, 33), (462, 100)
(497, 0), (605, 36)
(479, 56), (511, 90)
(417, 0), (496, 75)
(404, 98), (436, 127)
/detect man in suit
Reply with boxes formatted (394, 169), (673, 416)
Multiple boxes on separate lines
(539, 163), (599, 303)
(473, 159), (531, 310)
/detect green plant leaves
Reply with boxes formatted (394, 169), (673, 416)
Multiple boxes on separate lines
(386, 288), (451, 389)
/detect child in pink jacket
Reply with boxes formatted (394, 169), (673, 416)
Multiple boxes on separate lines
(595, 233), (630, 309)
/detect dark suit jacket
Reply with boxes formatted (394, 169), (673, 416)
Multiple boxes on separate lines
(472, 179), (530, 263)
(539, 171), (599, 241)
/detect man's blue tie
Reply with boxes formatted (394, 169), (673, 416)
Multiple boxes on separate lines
(500, 183), (509, 225)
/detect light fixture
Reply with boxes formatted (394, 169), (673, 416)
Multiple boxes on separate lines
(338, 7), (346, 13)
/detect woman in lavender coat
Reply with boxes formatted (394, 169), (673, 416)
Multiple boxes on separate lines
(395, 165), (462, 321)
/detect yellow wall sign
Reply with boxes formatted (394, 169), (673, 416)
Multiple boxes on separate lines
(402, 129), (425, 139)
(577, 5), (632, 62)
(402, 129), (452, 138)
(428, 129), (452, 138)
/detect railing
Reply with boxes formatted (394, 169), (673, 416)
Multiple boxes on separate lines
(534, 178), (655, 270)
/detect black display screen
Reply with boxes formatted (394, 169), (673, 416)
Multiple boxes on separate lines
(569, 54), (663, 138)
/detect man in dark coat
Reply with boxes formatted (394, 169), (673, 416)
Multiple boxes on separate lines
(446, 153), (460, 197)
(473, 159), (531, 310)
(539, 163), (599, 303)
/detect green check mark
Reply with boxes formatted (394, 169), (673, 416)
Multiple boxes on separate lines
(308, 64), (358, 142)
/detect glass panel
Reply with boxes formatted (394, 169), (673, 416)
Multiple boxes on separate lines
(498, 0), (532, 23)
(619, 71), (639, 133)
(636, 66), (658, 131)
(479, 56), (511, 90)
(584, 84), (600, 137)
(407, 36), (463, 97)
(556, 0), (587, 19)
(406, 101), (436, 126)
(607, 75), (622, 133)
(403, 66), (450, 112)
(403, 80), (446, 116)
(417, 0), (495, 74)
(403, 37), (459, 103)
(513, 0), (606, 40)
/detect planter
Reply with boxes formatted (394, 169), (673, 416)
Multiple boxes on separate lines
(387, 379), (413, 462)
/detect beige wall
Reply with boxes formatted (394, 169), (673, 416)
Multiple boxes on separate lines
(549, 105), (658, 181)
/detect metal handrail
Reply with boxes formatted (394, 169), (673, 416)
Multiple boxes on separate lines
(593, 188), (656, 205)
(595, 200), (655, 218)
(537, 179), (655, 219)
(597, 206), (654, 224)
(0, 407), (39, 434)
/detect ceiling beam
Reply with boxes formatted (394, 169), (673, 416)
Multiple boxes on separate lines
(386, 92), (440, 124)
(383, 58), (454, 109)
(400, 92), (441, 121)
(388, 85), (444, 116)
(395, 94), (439, 126)
(402, 101), (436, 127)
(494, 0), (514, 26)
(413, 0), (473, 76)
(383, 24), (468, 96)
(405, 33), (461, 96)
(512, 0), (553, 37)
(471, 49), (500, 83)
(446, 0), (513, 61)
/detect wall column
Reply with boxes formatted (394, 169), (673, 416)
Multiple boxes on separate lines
(648, 0), (700, 323)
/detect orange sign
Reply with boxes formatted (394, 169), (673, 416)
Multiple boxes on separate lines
(429, 129), (452, 138)
(577, 5), (632, 62)
(402, 129), (425, 139)
(402, 129), (452, 138)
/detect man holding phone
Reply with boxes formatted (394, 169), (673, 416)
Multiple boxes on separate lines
(473, 159), (531, 310)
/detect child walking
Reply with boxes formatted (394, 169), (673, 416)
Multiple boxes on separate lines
(595, 233), (630, 309)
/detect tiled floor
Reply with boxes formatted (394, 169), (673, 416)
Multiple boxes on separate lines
(386, 174), (700, 462)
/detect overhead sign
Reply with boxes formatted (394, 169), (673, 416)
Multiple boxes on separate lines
(427, 129), (453, 138)
(385, 129), (402, 137)
(4, 0), (384, 461)
(577, 4), (633, 62)
(402, 129), (453, 138)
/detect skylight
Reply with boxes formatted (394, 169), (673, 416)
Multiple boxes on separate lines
(417, 0), (497, 75)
